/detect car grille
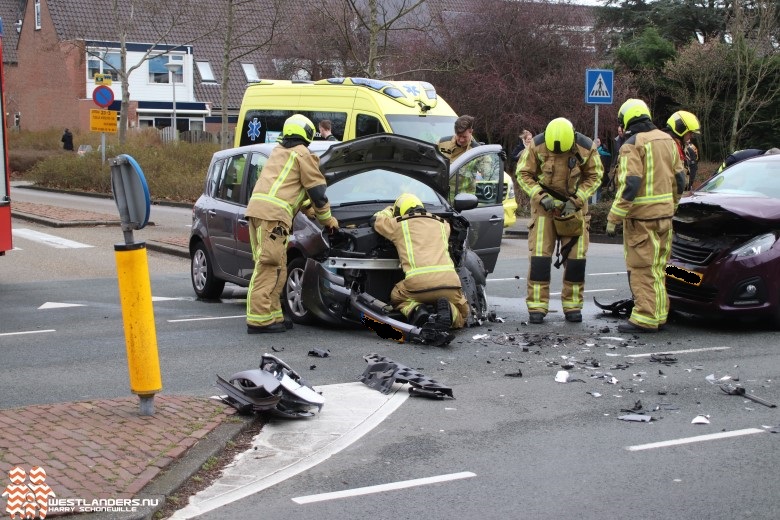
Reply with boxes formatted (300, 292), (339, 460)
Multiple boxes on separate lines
(671, 238), (717, 265)
(667, 278), (718, 303)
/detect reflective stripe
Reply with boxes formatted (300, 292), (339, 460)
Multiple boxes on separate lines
(633, 193), (674, 204)
(269, 152), (297, 196)
(250, 193), (294, 217)
(401, 221), (415, 268)
(406, 264), (456, 278)
(247, 309), (283, 323)
(316, 208), (332, 221)
(644, 142), (655, 196)
(401, 301), (419, 317)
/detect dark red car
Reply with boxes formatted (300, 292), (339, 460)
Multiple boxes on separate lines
(666, 154), (780, 328)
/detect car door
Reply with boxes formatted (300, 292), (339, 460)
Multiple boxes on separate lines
(235, 151), (269, 281)
(449, 145), (505, 272)
(205, 153), (249, 278)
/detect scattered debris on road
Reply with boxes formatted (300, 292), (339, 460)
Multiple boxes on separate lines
(360, 353), (454, 399)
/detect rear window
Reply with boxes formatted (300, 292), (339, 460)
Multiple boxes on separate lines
(237, 110), (347, 146)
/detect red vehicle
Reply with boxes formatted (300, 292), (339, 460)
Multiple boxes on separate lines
(0, 20), (11, 256)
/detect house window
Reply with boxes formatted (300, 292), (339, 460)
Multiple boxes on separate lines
(34, 0), (41, 30)
(241, 63), (259, 82)
(88, 52), (121, 81)
(149, 55), (184, 84)
(196, 61), (215, 82)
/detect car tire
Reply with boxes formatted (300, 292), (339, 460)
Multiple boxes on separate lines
(283, 257), (315, 325)
(191, 242), (225, 299)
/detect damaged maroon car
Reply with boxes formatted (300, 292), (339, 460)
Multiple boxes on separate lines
(666, 154), (780, 327)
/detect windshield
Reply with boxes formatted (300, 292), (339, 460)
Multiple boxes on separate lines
(385, 115), (458, 144)
(327, 169), (441, 207)
(698, 157), (780, 198)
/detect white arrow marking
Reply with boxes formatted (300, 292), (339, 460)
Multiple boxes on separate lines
(38, 302), (86, 310)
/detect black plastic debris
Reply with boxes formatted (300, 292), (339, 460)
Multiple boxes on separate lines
(504, 369), (523, 378)
(308, 348), (331, 358)
(650, 353), (678, 365)
(720, 384), (777, 408)
(594, 297), (634, 317)
(359, 353), (454, 399)
(271, 345), (284, 352)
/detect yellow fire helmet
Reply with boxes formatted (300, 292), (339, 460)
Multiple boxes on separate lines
(666, 110), (701, 138)
(544, 117), (575, 154)
(617, 98), (651, 128)
(282, 114), (316, 143)
(394, 193), (423, 216)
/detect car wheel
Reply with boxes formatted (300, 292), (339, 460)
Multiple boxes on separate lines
(283, 257), (314, 325)
(191, 242), (225, 299)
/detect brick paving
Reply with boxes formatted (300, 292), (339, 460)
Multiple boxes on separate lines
(0, 396), (236, 502)
(12, 201), (120, 225)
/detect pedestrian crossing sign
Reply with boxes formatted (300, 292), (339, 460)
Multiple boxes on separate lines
(585, 69), (613, 105)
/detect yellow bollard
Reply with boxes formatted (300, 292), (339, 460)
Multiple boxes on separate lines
(115, 241), (162, 415)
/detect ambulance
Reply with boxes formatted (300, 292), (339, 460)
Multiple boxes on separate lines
(234, 77), (517, 226)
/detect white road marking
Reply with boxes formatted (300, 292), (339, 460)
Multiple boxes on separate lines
(167, 315), (244, 323)
(551, 288), (615, 296)
(588, 271), (627, 276)
(625, 346), (731, 358)
(487, 277), (524, 282)
(292, 471), (477, 505)
(152, 296), (195, 302)
(0, 329), (56, 337)
(38, 302), (85, 310)
(12, 228), (93, 249)
(626, 428), (766, 451)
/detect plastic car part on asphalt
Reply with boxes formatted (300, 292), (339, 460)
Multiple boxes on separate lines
(594, 297), (635, 317)
(359, 353), (454, 399)
(353, 292), (454, 347)
(216, 354), (325, 418)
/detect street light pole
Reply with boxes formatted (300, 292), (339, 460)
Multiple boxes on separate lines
(164, 62), (181, 141)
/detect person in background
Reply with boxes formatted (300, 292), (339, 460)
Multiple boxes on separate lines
(685, 140), (699, 189)
(516, 117), (601, 324)
(510, 129), (533, 164)
(607, 99), (686, 333)
(61, 129), (74, 151)
(318, 119), (337, 141)
(664, 110), (701, 190)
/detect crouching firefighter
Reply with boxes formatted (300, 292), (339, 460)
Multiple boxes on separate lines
(244, 114), (339, 334)
(371, 193), (470, 333)
(516, 117), (602, 324)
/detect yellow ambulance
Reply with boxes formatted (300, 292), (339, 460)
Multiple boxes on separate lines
(234, 77), (517, 227)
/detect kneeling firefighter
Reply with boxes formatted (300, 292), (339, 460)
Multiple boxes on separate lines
(516, 117), (602, 324)
(372, 193), (469, 330)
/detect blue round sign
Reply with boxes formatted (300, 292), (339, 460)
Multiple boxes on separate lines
(93, 85), (115, 108)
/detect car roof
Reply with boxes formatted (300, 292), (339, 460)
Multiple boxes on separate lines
(210, 140), (335, 161)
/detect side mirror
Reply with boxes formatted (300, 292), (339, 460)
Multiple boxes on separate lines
(453, 193), (479, 212)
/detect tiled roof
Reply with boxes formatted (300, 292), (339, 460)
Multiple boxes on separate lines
(0, 0), (22, 63)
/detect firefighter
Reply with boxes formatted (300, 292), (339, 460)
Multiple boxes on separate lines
(664, 110), (701, 190)
(516, 117), (602, 324)
(371, 193), (469, 331)
(437, 115), (477, 161)
(607, 99), (687, 333)
(244, 114), (338, 333)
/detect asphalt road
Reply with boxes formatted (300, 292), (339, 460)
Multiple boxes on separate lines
(3, 189), (779, 519)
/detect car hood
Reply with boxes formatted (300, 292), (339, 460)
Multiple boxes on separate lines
(318, 134), (449, 195)
(678, 192), (780, 226)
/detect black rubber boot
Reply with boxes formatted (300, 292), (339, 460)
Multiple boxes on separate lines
(435, 298), (453, 330)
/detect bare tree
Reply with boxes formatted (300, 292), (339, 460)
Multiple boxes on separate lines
(664, 39), (732, 159)
(725, 0), (780, 152)
(212, 0), (287, 147)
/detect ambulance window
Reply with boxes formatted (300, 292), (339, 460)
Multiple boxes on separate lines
(310, 112), (347, 141)
(355, 114), (385, 138)
(240, 110), (292, 146)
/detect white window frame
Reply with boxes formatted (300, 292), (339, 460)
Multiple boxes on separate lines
(241, 63), (259, 82)
(196, 61), (216, 82)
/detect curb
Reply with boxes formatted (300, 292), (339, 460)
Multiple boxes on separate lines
(11, 211), (121, 228)
(146, 241), (190, 259)
(83, 414), (258, 520)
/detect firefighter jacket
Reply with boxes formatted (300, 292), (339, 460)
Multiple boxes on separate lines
(372, 208), (462, 293)
(437, 136), (479, 161)
(245, 143), (333, 228)
(608, 128), (685, 223)
(516, 132), (601, 210)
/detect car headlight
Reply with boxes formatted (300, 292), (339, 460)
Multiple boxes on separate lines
(731, 232), (777, 258)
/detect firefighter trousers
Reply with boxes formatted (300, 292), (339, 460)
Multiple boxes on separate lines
(526, 213), (589, 315)
(391, 281), (469, 329)
(247, 218), (288, 327)
(623, 217), (672, 330)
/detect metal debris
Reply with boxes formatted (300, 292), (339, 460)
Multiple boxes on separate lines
(618, 414), (652, 422)
(650, 353), (678, 365)
(720, 384), (777, 408)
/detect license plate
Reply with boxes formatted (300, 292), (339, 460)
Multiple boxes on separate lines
(666, 264), (703, 286)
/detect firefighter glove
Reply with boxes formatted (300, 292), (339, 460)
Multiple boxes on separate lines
(561, 200), (577, 217)
(540, 195), (558, 212)
(606, 221), (617, 237)
(322, 216), (339, 231)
